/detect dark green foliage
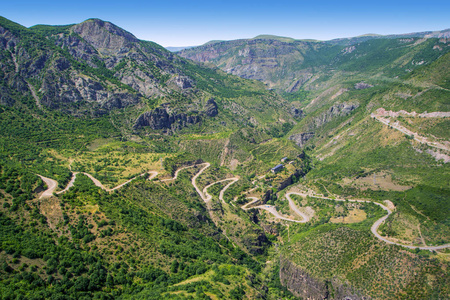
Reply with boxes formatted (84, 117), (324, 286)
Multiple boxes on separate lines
(405, 186), (450, 225)
(162, 152), (199, 176)
(284, 225), (449, 299)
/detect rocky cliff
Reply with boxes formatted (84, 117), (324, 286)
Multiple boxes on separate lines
(179, 37), (322, 91)
(280, 257), (369, 300)
(179, 33), (450, 93)
(134, 98), (218, 131)
(288, 102), (358, 147)
(311, 102), (359, 129)
(0, 17), (185, 113)
(289, 132), (315, 147)
(0, 16), (292, 129)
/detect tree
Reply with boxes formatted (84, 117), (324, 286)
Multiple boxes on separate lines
(171, 259), (179, 273)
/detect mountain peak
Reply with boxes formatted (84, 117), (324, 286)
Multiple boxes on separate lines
(71, 18), (138, 54)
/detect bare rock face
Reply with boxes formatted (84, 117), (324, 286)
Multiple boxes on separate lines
(354, 82), (373, 90)
(289, 132), (315, 147)
(71, 19), (138, 56)
(54, 33), (98, 66)
(280, 257), (328, 299)
(289, 102), (357, 146)
(134, 107), (201, 130)
(280, 257), (369, 300)
(168, 75), (194, 90)
(287, 73), (313, 93)
(134, 98), (219, 131)
(204, 98), (218, 117)
(312, 102), (359, 128)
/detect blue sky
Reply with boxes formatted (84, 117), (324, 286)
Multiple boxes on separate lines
(2, 0), (449, 46)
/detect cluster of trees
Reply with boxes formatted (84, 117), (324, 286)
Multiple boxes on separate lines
(0, 162), (40, 211)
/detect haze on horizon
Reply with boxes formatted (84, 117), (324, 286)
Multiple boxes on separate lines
(3, 0), (450, 47)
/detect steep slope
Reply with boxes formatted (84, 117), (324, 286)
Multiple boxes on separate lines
(0, 17), (294, 131)
(1, 16), (449, 300)
(178, 31), (450, 95)
(179, 30), (450, 299)
(0, 16), (303, 299)
(272, 48), (450, 298)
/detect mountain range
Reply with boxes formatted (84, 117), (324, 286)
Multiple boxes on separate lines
(0, 16), (449, 299)
(178, 29), (450, 93)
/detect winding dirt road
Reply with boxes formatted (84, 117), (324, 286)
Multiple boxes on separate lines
(160, 165), (195, 182)
(38, 175), (58, 199)
(285, 191), (450, 250)
(37, 162), (449, 250)
(371, 112), (450, 152)
(202, 177), (238, 203)
(39, 171), (159, 197)
(191, 163), (211, 201)
(285, 192), (311, 223)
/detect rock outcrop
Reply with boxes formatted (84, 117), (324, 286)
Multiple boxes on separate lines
(0, 16), (294, 128)
(0, 17), (193, 113)
(289, 102), (357, 147)
(134, 107), (201, 130)
(280, 257), (369, 300)
(312, 102), (359, 128)
(204, 98), (218, 117)
(289, 132), (315, 147)
(276, 168), (306, 191)
(179, 38), (315, 92)
(71, 19), (138, 56)
(134, 98), (218, 131)
(354, 82), (373, 90)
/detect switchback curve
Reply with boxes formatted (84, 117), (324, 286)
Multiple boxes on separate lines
(37, 162), (449, 250)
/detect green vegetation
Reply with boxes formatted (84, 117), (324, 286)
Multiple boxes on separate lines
(0, 16), (449, 300)
(283, 226), (449, 299)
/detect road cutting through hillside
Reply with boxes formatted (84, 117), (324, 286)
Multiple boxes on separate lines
(37, 162), (450, 250)
(202, 177), (238, 203)
(371, 110), (450, 152)
(37, 175), (58, 199)
(39, 171), (159, 197)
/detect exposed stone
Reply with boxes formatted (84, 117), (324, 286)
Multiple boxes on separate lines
(312, 102), (359, 128)
(71, 19), (138, 56)
(204, 98), (218, 117)
(286, 73), (313, 93)
(133, 107), (201, 130)
(290, 106), (304, 118)
(169, 75), (193, 89)
(134, 97), (220, 131)
(354, 82), (373, 90)
(289, 132), (315, 147)
(280, 257), (369, 300)
(101, 93), (140, 110)
(276, 168), (306, 191)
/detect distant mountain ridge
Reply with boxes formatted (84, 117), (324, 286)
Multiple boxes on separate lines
(165, 45), (197, 52)
(178, 29), (450, 93)
(191, 28), (450, 47)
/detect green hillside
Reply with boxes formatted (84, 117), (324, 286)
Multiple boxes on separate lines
(0, 16), (449, 299)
